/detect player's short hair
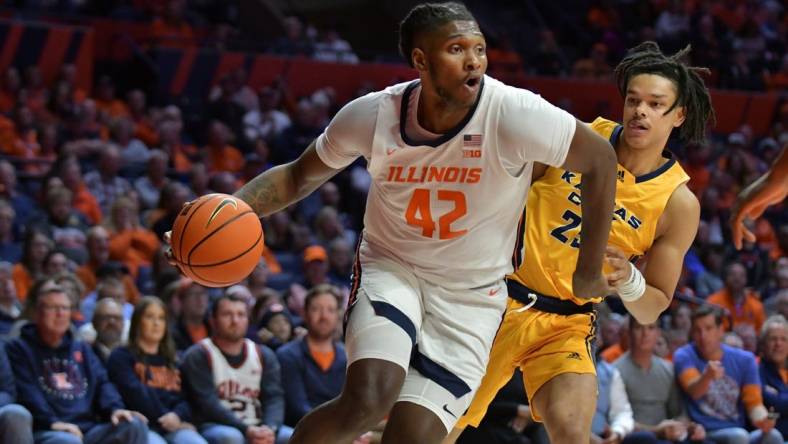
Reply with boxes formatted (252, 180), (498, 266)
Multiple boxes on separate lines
(614, 41), (715, 145)
(398, 2), (476, 68)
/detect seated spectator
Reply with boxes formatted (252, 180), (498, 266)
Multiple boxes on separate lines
(78, 297), (128, 364)
(51, 271), (88, 329)
(134, 150), (170, 210)
(591, 354), (635, 443)
(12, 230), (52, 303)
(277, 285), (346, 427)
(158, 120), (197, 174)
(31, 187), (89, 264)
(758, 315), (787, 439)
(6, 283), (148, 444)
(0, 337), (33, 443)
(109, 118), (151, 176)
(0, 160), (37, 235)
(170, 279), (211, 352)
(93, 76), (129, 119)
(0, 261), (22, 335)
(83, 144), (133, 217)
(127, 89), (159, 148)
(106, 196), (160, 279)
(50, 154), (103, 225)
(108, 297), (207, 444)
(150, 0), (196, 49)
(615, 319), (707, 443)
(76, 227), (140, 303)
(81, 274), (135, 323)
(242, 86), (291, 144)
(0, 199), (21, 263)
(251, 303), (296, 350)
(203, 121), (243, 174)
(42, 250), (71, 278)
(181, 293), (291, 444)
(673, 305), (782, 444)
(327, 237), (352, 284)
(150, 182), (190, 240)
(601, 315), (630, 363)
(456, 369), (548, 444)
(708, 262), (765, 332)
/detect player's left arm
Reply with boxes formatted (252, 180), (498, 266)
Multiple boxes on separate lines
(607, 185), (700, 324)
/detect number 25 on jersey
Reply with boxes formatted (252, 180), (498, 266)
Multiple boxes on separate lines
(405, 188), (468, 240)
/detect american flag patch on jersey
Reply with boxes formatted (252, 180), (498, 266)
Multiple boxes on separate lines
(463, 134), (482, 147)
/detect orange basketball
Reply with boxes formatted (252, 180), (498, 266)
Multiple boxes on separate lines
(170, 193), (264, 287)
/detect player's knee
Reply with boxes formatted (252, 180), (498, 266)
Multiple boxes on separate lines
(342, 382), (399, 423)
(339, 362), (404, 425)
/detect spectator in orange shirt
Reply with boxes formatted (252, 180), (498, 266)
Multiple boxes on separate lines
(106, 196), (160, 280)
(94, 76), (130, 119)
(76, 226), (141, 304)
(150, 0), (196, 49)
(50, 154), (103, 224)
(158, 120), (196, 174)
(23, 66), (48, 115)
(127, 89), (159, 147)
(12, 230), (52, 302)
(204, 120), (244, 173)
(708, 262), (766, 332)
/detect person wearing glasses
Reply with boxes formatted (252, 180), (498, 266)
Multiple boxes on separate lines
(5, 279), (149, 444)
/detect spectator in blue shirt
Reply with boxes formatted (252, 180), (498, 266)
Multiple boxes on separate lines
(277, 284), (346, 427)
(6, 280), (148, 444)
(108, 296), (206, 444)
(673, 305), (782, 444)
(758, 315), (787, 439)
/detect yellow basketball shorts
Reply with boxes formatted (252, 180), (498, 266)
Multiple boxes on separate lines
(457, 297), (597, 427)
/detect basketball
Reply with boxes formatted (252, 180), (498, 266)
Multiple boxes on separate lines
(170, 193), (264, 288)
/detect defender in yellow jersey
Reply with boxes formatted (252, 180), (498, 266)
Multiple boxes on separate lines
(445, 42), (716, 444)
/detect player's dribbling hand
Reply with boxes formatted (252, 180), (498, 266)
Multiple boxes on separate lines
(572, 270), (610, 300)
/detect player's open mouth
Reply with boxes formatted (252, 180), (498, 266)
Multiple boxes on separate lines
(627, 120), (648, 135)
(465, 77), (480, 87)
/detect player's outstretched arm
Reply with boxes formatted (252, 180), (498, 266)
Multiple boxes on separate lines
(561, 120), (618, 299)
(731, 146), (788, 249)
(235, 140), (341, 217)
(607, 185), (700, 324)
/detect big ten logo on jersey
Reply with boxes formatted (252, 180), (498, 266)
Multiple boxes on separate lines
(550, 170), (642, 249)
(463, 133), (482, 158)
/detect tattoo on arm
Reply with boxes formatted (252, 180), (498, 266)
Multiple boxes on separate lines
(236, 176), (285, 216)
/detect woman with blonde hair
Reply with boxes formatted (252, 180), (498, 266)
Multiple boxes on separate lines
(107, 296), (207, 444)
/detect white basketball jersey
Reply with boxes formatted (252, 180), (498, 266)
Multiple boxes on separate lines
(200, 338), (262, 426)
(316, 75), (575, 289)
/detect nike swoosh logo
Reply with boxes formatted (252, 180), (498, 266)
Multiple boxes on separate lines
(488, 287), (501, 296)
(386, 148), (397, 155)
(442, 403), (457, 418)
(206, 198), (239, 228)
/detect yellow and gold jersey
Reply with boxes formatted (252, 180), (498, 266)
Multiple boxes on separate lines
(509, 117), (690, 305)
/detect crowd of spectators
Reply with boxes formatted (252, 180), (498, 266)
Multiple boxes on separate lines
(3, 0), (787, 91)
(0, 1), (783, 444)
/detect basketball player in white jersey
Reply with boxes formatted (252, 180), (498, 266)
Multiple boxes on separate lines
(168, 2), (617, 442)
(180, 293), (291, 444)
